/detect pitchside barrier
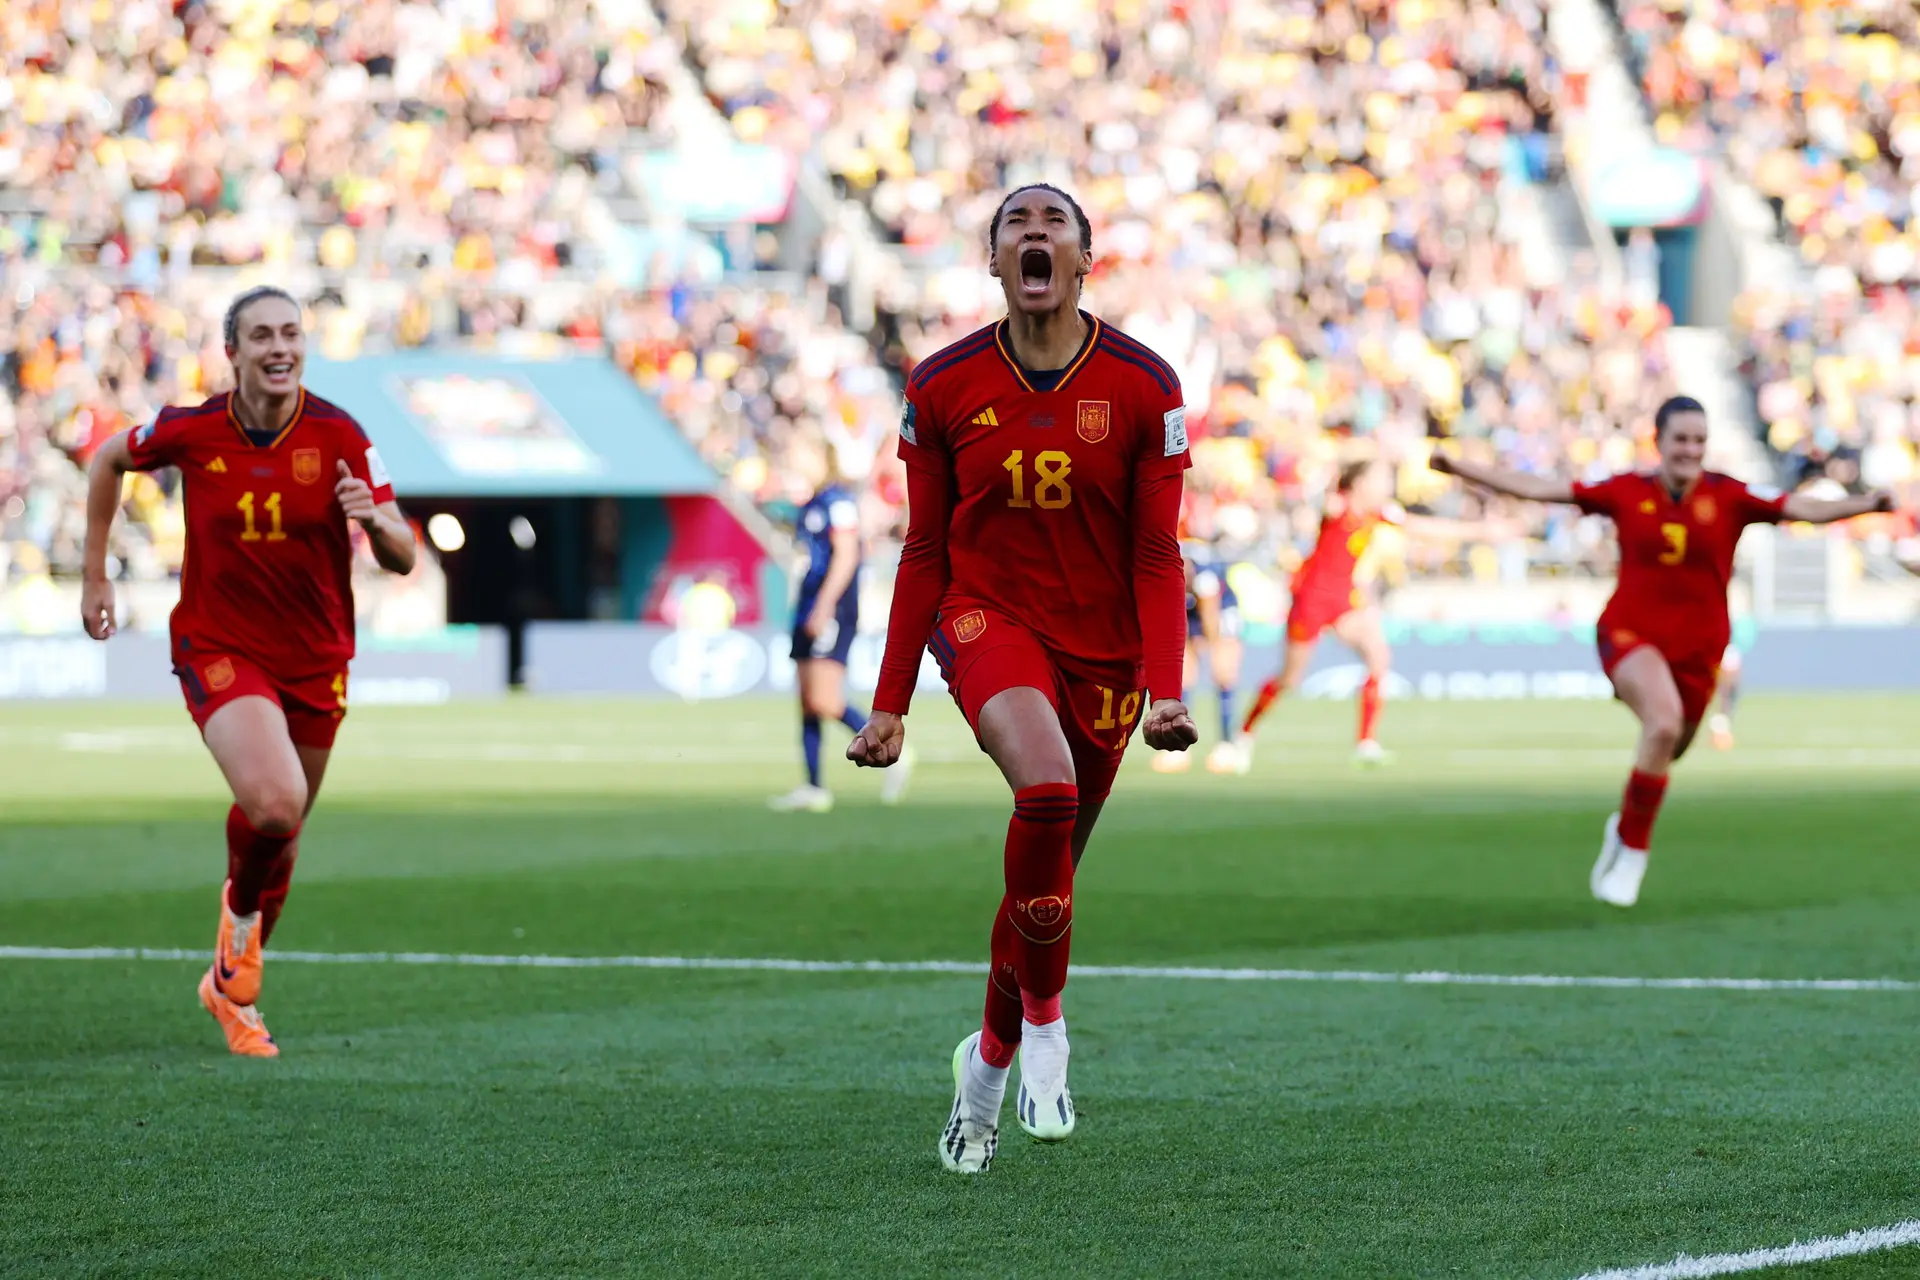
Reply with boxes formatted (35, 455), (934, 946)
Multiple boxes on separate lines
(4, 621), (1913, 702)
(0, 627), (509, 702)
(518, 621), (1920, 701)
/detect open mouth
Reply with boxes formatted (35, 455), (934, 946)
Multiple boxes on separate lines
(1019, 247), (1054, 295)
(263, 362), (294, 379)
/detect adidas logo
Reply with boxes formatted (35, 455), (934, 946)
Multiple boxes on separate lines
(970, 408), (1000, 427)
(205, 457), (227, 473)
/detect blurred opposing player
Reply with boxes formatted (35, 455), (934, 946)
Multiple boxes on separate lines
(81, 287), (417, 1056)
(768, 449), (910, 812)
(1433, 396), (1892, 906)
(1154, 534), (1245, 774)
(849, 184), (1196, 1172)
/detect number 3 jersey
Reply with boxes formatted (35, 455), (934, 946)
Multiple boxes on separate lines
(1571, 470), (1786, 663)
(874, 313), (1192, 713)
(127, 390), (396, 677)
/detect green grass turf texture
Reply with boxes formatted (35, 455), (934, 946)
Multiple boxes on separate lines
(2, 693), (1917, 1279)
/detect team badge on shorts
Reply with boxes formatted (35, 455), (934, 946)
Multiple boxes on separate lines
(1076, 400), (1110, 444)
(1692, 495), (1718, 524)
(293, 448), (323, 485)
(953, 609), (987, 644)
(204, 658), (237, 692)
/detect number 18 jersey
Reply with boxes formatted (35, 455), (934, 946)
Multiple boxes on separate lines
(127, 390), (396, 678)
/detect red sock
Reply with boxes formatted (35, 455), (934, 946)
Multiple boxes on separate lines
(979, 898), (1022, 1068)
(1003, 782), (1078, 1003)
(1358, 675), (1382, 742)
(226, 806), (298, 917)
(1241, 676), (1284, 734)
(258, 841), (299, 944)
(1617, 769), (1669, 851)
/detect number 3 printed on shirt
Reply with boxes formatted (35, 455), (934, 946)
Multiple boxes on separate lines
(1004, 449), (1072, 510)
(1658, 522), (1687, 566)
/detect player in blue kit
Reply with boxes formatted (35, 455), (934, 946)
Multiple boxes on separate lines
(1154, 536), (1245, 774)
(770, 451), (912, 811)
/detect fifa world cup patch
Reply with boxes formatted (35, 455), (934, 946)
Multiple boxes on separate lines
(133, 422), (154, 448)
(953, 609), (987, 644)
(292, 448), (323, 485)
(1075, 400), (1110, 444)
(204, 658), (237, 692)
(898, 400), (918, 446)
(1163, 405), (1188, 456)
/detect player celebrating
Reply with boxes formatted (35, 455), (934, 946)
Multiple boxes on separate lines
(1432, 396), (1892, 906)
(848, 184), (1197, 1173)
(1236, 459), (1406, 765)
(81, 286), (416, 1056)
(769, 448), (910, 812)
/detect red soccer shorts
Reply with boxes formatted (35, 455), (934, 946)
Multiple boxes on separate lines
(1596, 629), (1718, 726)
(1285, 588), (1359, 646)
(928, 604), (1142, 804)
(174, 648), (348, 749)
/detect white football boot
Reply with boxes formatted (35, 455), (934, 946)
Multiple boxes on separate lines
(1353, 738), (1392, 766)
(1231, 731), (1257, 769)
(938, 1031), (1005, 1174)
(1590, 812), (1649, 907)
(767, 785), (833, 813)
(1150, 748), (1191, 773)
(1015, 1018), (1076, 1141)
(1206, 741), (1249, 775)
(879, 746), (916, 807)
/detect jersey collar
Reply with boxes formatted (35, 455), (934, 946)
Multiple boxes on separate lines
(993, 312), (1101, 394)
(225, 388), (307, 450)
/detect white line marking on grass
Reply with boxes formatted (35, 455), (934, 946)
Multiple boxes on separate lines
(1571, 1219), (1920, 1279)
(1, 947), (1917, 992)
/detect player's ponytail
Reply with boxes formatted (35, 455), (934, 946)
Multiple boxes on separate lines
(223, 285), (301, 354)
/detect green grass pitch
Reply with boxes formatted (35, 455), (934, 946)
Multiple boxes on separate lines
(2, 693), (1917, 1278)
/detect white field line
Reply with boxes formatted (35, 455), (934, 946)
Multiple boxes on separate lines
(1, 946), (1916, 991)
(1570, 1219), (1920, 1279)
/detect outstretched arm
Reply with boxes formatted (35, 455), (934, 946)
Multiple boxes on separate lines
(1430, 451), (1574, 505)
(1781, 490), (1895, 524)
(80, 431), (134, 639)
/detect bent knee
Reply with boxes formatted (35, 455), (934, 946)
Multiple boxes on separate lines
(240, 785), (307, 836)
(1641, 712), (1685, 751)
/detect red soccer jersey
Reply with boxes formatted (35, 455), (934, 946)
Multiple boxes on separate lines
(874, 314), (1191, 712)
(1291, 497), (1404, 609)
(126, 389), (396, 677)
(1571, 470), (1786, 662)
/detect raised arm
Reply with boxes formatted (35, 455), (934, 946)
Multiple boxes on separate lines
(81, 431), (135, 640)
(1430, 451), (1575, 505)
(1780, 489), (1895, 525)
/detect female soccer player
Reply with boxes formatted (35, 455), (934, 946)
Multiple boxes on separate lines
(848, 183), (1196, 1173)
(1432, 396), (1892, 906)
(768, 448), (911, 812)
(82, 286), (416, 1056)
(1236, 458), (1479, 766)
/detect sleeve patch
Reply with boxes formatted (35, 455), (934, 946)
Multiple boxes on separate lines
(1381, 500), (1407, 525)
(1745, 483), (1782, 503)
(365, 446), (392, 489)
(1163, 405), (1187, 457)
(133, 421), (155, 449)
(827, 499), (859, 529)
(899, 400), (918, 446)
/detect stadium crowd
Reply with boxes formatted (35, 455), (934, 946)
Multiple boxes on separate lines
(1, 0), (1907, 628)
(1616, 0), (1920, 500)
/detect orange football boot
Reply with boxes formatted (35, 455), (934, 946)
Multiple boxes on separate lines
(212, 879), (265, 1006)
(198, 967), (279, 1058)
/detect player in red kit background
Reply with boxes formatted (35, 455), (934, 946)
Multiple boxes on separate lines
(82, 287), (417, 1057)
(848, 184), (1197, 1173)
(1433, 396), (1892, 907)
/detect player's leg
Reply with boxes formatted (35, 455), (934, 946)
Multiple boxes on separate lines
(1205, 633), (1247, 774)
(196, 690), (308, 1057)
(1334, 607), (1392, 764)
(1591, 646), (1686, 907)
(1153, 639), (1200, 773)
(256, 741), (331, 947)
(1236, 632), (1316, 762)
(771, 654), (841, 812)
(1709, 647), (1741, 750)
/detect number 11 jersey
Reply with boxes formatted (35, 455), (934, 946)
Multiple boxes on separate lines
(127, 390), (396, 678)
